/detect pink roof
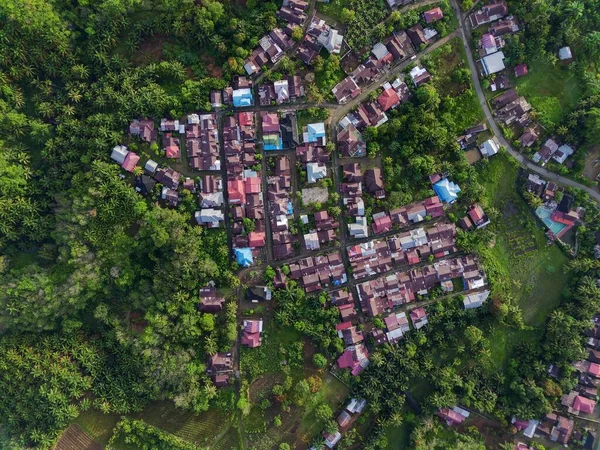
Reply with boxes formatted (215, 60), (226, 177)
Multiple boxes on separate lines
(261, 113), (280, 133)
(513, 419), (529, 431)
(377, 89), (400, 111)
(481, 33), (496, 49)
(410, 307), (426, 320)
(165, 145), (180, 158)
(424, 7), (443, 23)
(248, 231), (266, 248)
(121, 152), (140, 172)
(406, 250), (419, 265)
(573, 395), (596, 414)
(437, 408), (465, 425)
(589, 362), (600, 377)
(241, 331), (261, 347)
(424, 195), (441, 206)
(245, 177), (261, 194)
(514, 64), (528, 77)
(337, 349), (355, 369)
(227, 180), (246, 204)
(237, 112), (254, 127)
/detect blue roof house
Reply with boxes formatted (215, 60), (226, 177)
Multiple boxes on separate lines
(433, 178), (461, 203)
(303, 122), (327, 144)
(232, 88), (254, 108)
(234, 248), (253, 267)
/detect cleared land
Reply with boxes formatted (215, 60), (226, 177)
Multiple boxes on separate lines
(515, 58), (583, 129)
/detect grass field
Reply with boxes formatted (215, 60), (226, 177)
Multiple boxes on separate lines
(74, 410), (120, 448)
(515, 58), (583, 129)
(478, 153), (570, 368)
(424, 38), (485, 132)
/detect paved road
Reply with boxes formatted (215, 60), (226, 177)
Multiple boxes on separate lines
(449, 0), (600, 203)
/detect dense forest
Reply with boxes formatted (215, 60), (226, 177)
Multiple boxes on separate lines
(0, 0), (262, 447)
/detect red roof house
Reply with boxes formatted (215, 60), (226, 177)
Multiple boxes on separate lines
(588, 362), (600, 378)
(237, 112), (254, 127)
(424, 7), (444, 23)
(377, 88), (400, 111)
(424, 196), (444, 217)
(437, 407), (467, 426)
(121, 152), (140, 172)
(248, 231), (266, 248)
(514, 64), (528, 77)
(228, 180), (246, 204)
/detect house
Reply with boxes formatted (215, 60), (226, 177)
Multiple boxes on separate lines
(433, 178), (461, 203)
(562, 391), (597, 415)
(332, 77), (361, 104)
(155, 167), (180, 190)
(409, 66), (431, 87)
(232, 88), (254, 107)
(306, 162), (327, 184)
(533, 138), (560, 166)
(134, 175), (156, 196)
(338, 125), (366, 157)
(437, 406), (470, 426)
(121, 151), (140, 173)
(469, 0), (509, 28)
(340, 325), (364, 346)
(463, 290), (490, 309)
(489, 16), (519, 36)
(514, 64), (528, 77)
(480, 137), (500, 157)
(199, 287), (225, 312)
(303, 122), (326, 145)
(160, 118), (180, 132)
(163, 133), (181, 158)
(537, 413), (573, 445)
(410, 307), (428, 329)
(304, 232), (320, 250)
(423, 7), (443, 23)
(336, 410), (352, 429)
(553, 144), (574, 164)
(364, 168), (385, 199)
(525, 173), (546, 196)
(195, 209), (224, 228)
(481, 51), (505, 75)
(407, 24), (427, 48)
(372, 212), (392, 234)
(467, 204), (491, 228)
(241, 319), (263, 348)
(519, 128), (539, 148)
(234, 248), (253, 267)
(348, 216), (369, 239)
(144, 159), (158, 175)
(323, 431), (342, 449)
(377, 86), (400, 112)
(337, 343), (369, 376)
(559, 46), (573, 62)
(110, 145), (129, 165)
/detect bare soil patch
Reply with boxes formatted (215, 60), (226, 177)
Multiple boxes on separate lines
(583, 145), (600, 183)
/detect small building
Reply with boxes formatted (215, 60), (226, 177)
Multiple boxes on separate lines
(241, 319), (263, 348)
(467, 204), (491, 229)
(437, 406), (470, 426)
(234, 248), (253, 267)
(409, 66), (431, 87)
(232, 88), (254, 107)
(410, 307), (428, 329)
(480, 138), (500, 157)
(423, 7), (443, 23)
(303, 122), (327, 145)
(559, 46), (573, 62)
(199, 287), (225, 313)
(306, 162), (327, 183)
(514, 64), (528, 78)
(144, 159), (158, 174)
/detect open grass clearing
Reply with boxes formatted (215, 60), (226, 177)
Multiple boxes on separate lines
(478, 154), (570, 368)
(515, 58), (583, 129)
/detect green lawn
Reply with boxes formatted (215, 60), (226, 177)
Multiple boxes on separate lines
(478, 153), (570, 368)
(298, 374), (350, 436)
(316, 0), (349, 24)
(515, 58), (583, 129)
(385, 421), (412, 450)
(73, 409), (120, 448)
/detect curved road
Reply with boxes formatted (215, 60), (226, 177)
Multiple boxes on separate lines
(449, 0), (600, 203)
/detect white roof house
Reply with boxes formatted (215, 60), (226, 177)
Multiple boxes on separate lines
(409, 66), (429, 84)
(319, 29), (344, 54)
(187, 114), (200, 124)
(348, 216), (369, 238)
(111, 145), (129, 165)
(306, 162), (327, 183)
(559, 46), (572, 61)
(480, 138), (500, 157)
(273, 79), (290, 104)
(200, 192), (224, 208)
(463, 290), (490, 309)
(481, 51), (505, 75)
(195, 209), (224, 228)
(553, 144), (574, 164)
(371, 42), (390, 60)
(144, 159), (158, 174)
(304, 232), (320, 250)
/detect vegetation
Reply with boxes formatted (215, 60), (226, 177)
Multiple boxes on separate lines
(107, 417), (200, 450)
